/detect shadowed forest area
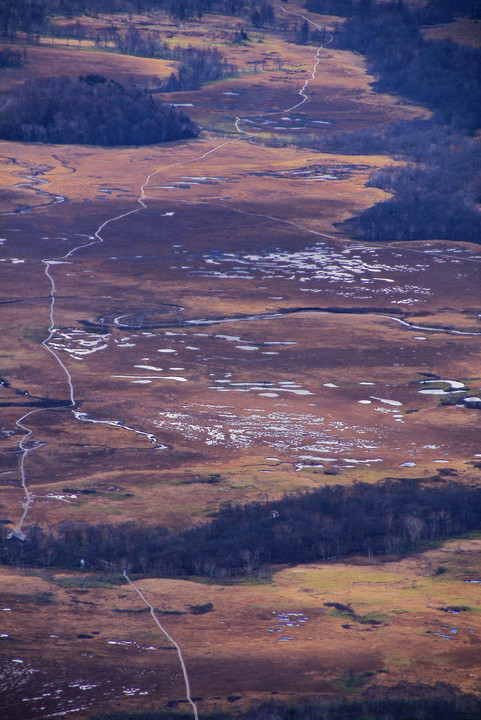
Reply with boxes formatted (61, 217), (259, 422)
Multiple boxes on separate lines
(0, 74), (199, 144)
(304, 0), (481, 242)
(0, 75), (199, 146)
(3, 480), (481, 577)
(91, 681), (481, 719)
(336, 122), (481, 243)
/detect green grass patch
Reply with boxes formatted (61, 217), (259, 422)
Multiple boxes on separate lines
(23, 325), (50, 344)
(356, 611), (389, 625)
(325, 602), (388, 625)
(30, 591), (56, 605)
(177, 473), (223, 485)
(53, 574), (124, 589)
(331, 670), (378, 693)
(183, 574), (273, 587)
(438, 393), (468, 407)
(70, 503), (125, 516)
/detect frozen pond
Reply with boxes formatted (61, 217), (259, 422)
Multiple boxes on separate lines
(182, 242), (432, 302)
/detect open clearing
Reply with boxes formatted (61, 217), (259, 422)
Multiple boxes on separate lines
(1, 1), (480, 717)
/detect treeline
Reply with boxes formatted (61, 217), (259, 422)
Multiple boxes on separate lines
(343, 156), (481, 243)
(291, 18), (330, 46)
(0, 74), (199, 145)
(250, 1), (275, 28)
(0, 0), (246, 39)
(334, 4), (481, 133)
(304, 0), (481, 243)
(302, 121), (481, 242)
(293, 119), (461, 159)
(0, 0), (49, 40)
(101, 33), (239, 89)
(2, 480), (481, 577)
(306, 0), (357, 17)
(91, 683), (481, 719)
(309, 120), (481, 243)
(112, 26), (170, 56)
(306, 0), (481, 24)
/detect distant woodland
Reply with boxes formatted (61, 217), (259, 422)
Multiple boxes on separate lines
(305, 0), (481, 243)
(0, 75), (199, 145)
(0, 0), (246, 38)
(331, 121), (481, 243)
(92, 682), (481, 720)
(3, 479), (481, 577)
(333, 2), (481, 132)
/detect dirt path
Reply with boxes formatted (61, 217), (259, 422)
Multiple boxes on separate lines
(123, 572), (199, 720)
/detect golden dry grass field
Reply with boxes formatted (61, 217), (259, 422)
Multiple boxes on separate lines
(0, 1), (480, 717)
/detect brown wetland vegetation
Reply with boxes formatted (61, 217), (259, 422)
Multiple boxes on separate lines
(0, 0), (480, 718)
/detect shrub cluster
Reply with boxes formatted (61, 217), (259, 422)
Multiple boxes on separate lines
(0, 46), (26, 67)
(160, 46), (238, 92)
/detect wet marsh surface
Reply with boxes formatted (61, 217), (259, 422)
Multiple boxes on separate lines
(0, 3), (481, 716)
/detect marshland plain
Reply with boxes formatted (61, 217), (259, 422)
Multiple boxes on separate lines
(0, 1), (480, 718)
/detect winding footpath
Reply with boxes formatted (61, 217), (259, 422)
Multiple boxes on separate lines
(9, 4), (336, 534)
(5, 12), (340, 712)
(9, 241), (165, 539)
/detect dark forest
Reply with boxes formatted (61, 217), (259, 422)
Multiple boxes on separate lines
(305, 0), (481, 243)
(0, 74), (199, 145)
(91, 681), (481, 720)
(3, 479), (481, 578)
